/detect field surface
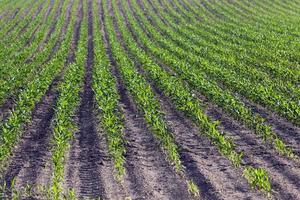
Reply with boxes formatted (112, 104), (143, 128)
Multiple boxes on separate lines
(0, 0), (299, 199)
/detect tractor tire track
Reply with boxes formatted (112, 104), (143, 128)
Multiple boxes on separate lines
(1, 74), (60, 198)
(65, 1), (106, 199)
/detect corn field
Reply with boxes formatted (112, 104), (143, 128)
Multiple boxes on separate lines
(0, 0), (299, 199)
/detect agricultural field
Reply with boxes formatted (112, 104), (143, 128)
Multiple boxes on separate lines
(0, 0), (299, 199)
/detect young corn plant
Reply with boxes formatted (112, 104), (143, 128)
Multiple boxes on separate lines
(243, 167), (271, 195)
(92, 0), (126, 179)
(50, 0), (84, 198)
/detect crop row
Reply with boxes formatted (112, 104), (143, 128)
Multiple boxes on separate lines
(0, 0), (37, 38)
(110, 0), (272, 193)
(150, 0), (300, 117)
(169, 0), (300, 85)
(0, 0), (49, 79)
(0, 0), (77, 177)
(156, 0), (299, 97)
(0, 0), (26, 27)
(127, 0), (294, 156)
(92, 0), (126, 179)
(0, 0), (67, 107)
(181, 0), (300, 74)
(103, 0), (183, 173)
(159, 0), (300, 125)
(50, 0), (83, 197)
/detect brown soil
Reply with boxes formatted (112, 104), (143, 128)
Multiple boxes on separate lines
(1, 75), (60, 198)
(158, 89), (266, 200)
(0, 96), (15, 123)
(204, 102), (300, 200)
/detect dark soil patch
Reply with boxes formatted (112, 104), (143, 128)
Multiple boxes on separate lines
(0, 96), (15, 123)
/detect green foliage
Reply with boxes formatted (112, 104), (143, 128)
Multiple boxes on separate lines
(243, 167), (271, 193)
(0, 0), (76, 173)
(92, 0), (126, 179)
(0, 0), (70, 106)
(187, 180), (200, 197)
(50, 0), (84, 198)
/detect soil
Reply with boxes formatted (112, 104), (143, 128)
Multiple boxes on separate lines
(203, 98), (300, 200)
(0, 0), (299, 199)
(241, 97), (300, 155)
(1, 75), (60, 198)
